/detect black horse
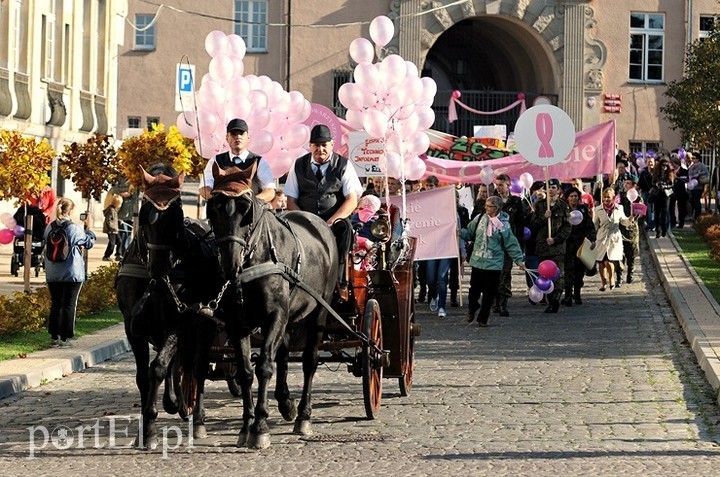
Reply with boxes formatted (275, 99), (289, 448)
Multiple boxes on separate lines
(116, 164), (219, 449)
(206, 164), (339, 449)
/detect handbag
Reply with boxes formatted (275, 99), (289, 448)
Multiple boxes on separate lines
(576, 237), (596, 270)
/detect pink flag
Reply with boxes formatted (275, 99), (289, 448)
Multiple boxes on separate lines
(387, 187), (459, 261)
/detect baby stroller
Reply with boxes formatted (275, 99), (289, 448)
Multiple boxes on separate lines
(10, 206), (46, 278)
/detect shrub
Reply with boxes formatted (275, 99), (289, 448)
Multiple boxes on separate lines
(693, 214), (720, 262)
(0, 263), (119, 336)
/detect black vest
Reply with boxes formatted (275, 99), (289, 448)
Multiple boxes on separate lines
(214, 151), (263, 194)
(294, 153), (348, 221)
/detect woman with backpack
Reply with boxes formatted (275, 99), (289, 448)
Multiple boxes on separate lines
(44, 198), (96, 348)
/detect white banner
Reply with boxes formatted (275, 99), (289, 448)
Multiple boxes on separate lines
(348, 131), (385, 177)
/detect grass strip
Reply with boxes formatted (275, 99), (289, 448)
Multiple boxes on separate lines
(0, 308), (123, 362)
(673, 229), (720, 303)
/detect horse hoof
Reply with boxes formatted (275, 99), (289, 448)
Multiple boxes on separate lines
(163, 395), (179, 415)
(145, 435), (159, 451)
(280, 401), (298, 422)
(247, 433), (271, 450)
(237, 431), (249, 448)
(293, 420), (313, 436)
(193, 423), (208, 439)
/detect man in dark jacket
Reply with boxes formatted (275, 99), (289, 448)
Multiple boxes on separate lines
(531, 178), (571, 313)
(284, 124), (362, 224)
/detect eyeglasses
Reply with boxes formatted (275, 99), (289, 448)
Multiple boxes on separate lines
(485, 204), (497, 209)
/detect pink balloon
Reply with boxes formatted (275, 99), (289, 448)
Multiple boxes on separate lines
(379, 55), (406, 89)
(0, 228), (13, 245)
(227, 34), (246, 59)
(394, 104), (416, 121)
(395, 76), (423, 107)
(246, 107), (270, 130)
(0, 212), (14, 228)
(205, 31), (229, 58)
(385, 151), (402, 178)
(345, 109), (364, 130)
(349, 37), (375, 64)
(369, 15), (394, 47)
(404, 156), (426, 181)
(415, 106), (436, 130)
(176, 112), (198, 139)
(405, 61), (419, 78)
(225, 76), (250, 101)
(199, 80), (225, 108)
(266, 153), (292, 178)
(538, 260), (558, 279)
(338, 83), (365, 111)
(354, 62), (381, 93)
(396, 115), (419, 137)
(209, 55), (234, 85)
(248, 130), (274, 155)
(248, 90), (268, 110)
(196, 110), (220, 136)
(231, 57), (245, 79)
(224, 97), (251, 123)
(520, 172), (534, 190)
(406, 131), (430, 156)
(245, 74), (261, 91)
(385, 132), (402, 154)
(363, 109), (389, 139)
(281, 124), (310, 149)
(480, 166), (495, 185)
(419, 77), (438, 106)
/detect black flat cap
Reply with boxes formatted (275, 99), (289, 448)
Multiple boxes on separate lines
(227, 118), (248, 133)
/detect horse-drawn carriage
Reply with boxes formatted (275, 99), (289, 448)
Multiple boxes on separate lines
(204, 201), (419, 419)
(119, 164), (419, 449)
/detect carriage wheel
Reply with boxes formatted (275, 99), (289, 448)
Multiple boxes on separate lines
(399, 305), (416, 397)
(173, 360), (197, 421)
(362, 299), (383, 420)
(226, 367), (242, 398)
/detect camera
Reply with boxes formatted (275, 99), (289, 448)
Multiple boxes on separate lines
(79, 213), (87, 221)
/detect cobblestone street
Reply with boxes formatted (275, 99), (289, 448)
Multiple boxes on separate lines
(1, 243), (720, 475)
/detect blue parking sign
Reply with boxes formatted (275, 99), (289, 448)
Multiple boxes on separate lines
(178, 66), (193, 92)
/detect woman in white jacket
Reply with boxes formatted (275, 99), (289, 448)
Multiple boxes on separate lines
(592, 187), (634, 291)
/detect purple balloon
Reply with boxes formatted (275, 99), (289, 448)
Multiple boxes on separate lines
(528, 285), (544, 303)
(12, 224), (24, 238)
(536, 277), (553, 292)
(522, 226), (531, 241)
(551, 266), (561, 281)
(509, 178), (523, 194)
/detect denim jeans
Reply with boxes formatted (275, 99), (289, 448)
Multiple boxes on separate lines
(425, 258), (452, 309)
(641, 191), (655, 230)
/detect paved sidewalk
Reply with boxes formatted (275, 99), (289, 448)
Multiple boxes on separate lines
(0, 227), (719, 408)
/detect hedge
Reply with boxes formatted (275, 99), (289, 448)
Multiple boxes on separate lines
(693, 213), (720, 262)
(0, 263), (119, 336)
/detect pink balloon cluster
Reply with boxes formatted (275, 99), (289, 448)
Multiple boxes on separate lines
(0, 212), (17, 245)
(340, 16), (438, 181)
(528, 260), (560, 303)
(176, 31), (313, 178)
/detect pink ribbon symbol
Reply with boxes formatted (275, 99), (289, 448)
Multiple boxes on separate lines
(536, 113), (554, 158)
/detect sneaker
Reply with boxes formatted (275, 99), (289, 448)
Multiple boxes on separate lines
(102, 257), (112, 262)
(59, 340), (72, 348)
(438, 308), (447, 318)
(50, 339), (59, 348)
(430, 298), (438, 312)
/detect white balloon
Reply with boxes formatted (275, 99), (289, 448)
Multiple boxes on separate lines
(205, 31), (228, 58)
(415, 106), (436, 130)
(338, 83), (365, 111)
(227, 34), (246, 59)
(354, 62), (381, 94)
(480, 166), (495, 185)
(405, 61), (419, 78)
(363, 109), (389, 138)
(520, 172), (534, 190)
(406, 131), (430, 156)
(569, 210), (583, 226)
(626, 188), (639, 202)
(404, 156), (427, 181)
(379, 55), (406, 90)
(345, 109), (365, 130)
(349, 37), (375, 64)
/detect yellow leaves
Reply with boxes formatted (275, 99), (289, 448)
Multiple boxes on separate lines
(118, 123), (204, 188)
(61, 133), (121, 201)
(0, 129), (54, 203)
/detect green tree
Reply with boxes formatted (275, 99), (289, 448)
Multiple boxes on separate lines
(662, 22), (720, 149)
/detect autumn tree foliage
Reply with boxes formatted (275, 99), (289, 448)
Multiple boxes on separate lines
(117, 124), (205, 188)
(0, 129), (55, 204)
(61, 133), (121, 201)
(662, 22), (720, 148)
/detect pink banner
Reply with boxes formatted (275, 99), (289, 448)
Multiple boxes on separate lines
(424, 120), (616, 183)
(387, 187), (459, 261)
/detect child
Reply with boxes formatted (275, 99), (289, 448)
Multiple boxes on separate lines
(102, 194), (122, 261)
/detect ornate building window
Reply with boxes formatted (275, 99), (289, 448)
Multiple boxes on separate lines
(234, 1), (267, 53)
(629, 13), (664, 82)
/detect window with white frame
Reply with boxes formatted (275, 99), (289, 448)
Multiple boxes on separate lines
(629, 13), (664, 82)
(700, 15), (718, 39)
(629, 141), (662, 158)
(42, 2), (56, 81)
(234, 1), (267, 53)
(13, 0), (27, 72)
(134, 14), (156, 51)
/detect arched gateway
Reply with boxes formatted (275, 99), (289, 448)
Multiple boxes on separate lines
(386, 0), (606, 136)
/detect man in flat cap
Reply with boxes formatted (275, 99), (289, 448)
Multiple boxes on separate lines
(284, 124), (362, 224)
(531, 178), (571, 313)
(199, 118), (279, 205)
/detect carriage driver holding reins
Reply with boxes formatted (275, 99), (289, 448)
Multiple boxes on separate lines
(200, 118), (286, 209)
(284, 124), (363, 290)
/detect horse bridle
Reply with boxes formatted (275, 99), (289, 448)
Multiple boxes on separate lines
(137, 195), (184, 268)
(213, 189), (268, 268)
